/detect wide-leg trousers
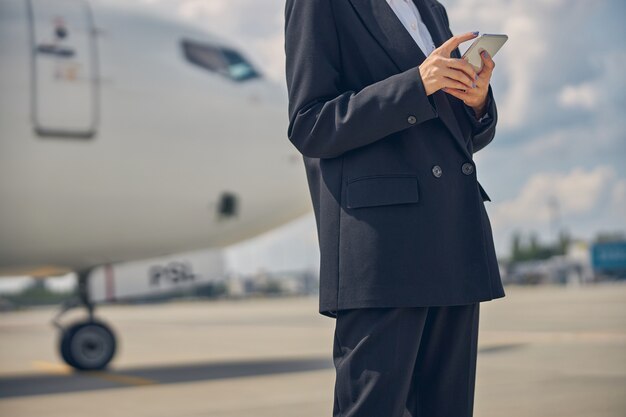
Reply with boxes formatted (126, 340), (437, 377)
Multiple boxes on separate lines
(332, 303), (480, 417)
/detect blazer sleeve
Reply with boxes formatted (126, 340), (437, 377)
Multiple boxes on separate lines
(436, 3), (498, 154)
(284, 0), (438, 159)
(464, 84), (498, 154)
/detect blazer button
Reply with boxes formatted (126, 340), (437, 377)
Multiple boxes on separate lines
(432, 165), (442, 178)
(407, 115), (417, 124)
(462, 162), (474, 175)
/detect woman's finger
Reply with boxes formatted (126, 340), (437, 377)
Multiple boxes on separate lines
(443, 86), (485, 108)
(442, 67), (475, 89)
(472, 77), (487, 90)
(447, 58), (478, 83)
(441, 76), (472, 92)
(478, 49), (495, 76)
(447, 82), (483, 98)
(438, 31), (479, 57)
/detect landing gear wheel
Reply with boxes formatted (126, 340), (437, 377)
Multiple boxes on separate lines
(58, 320), (117, 370)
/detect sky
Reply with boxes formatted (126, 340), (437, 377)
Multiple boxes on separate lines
(2, 0), (625, 292)
(150, 0), (625, 266)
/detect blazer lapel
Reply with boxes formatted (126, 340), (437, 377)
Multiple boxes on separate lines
(348, 0), (472, 160)
(412, 0), (472, 159)
(347, 0), (428, 73)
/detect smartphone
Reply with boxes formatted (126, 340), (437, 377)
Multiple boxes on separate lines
(461, 34), (508, 72)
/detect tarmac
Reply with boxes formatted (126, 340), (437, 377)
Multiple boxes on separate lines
(0, 282), (625, 416)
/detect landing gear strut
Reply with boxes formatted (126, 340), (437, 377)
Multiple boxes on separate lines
(51, 268), (117, 370)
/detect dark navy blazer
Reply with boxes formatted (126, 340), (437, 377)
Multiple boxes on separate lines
(284, 0), (506, 318)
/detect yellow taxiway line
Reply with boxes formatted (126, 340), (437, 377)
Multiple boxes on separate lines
(31, 360), (73, 375)
(32, 361), (157, 386)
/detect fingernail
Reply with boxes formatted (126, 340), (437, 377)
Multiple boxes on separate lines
(472, 31), (479, 35)
(472, 82), (476, 88)
(482, 50), (489, 58)
(474, 74), (478, 80)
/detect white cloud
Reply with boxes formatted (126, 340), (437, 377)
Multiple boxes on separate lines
(490, 165), (616, 228)
(558, 50), (626, 112)
(558, 83), (598, 110)
(445, 0), (623, 133)
(497, 14), (546, 129)
(519, 128), (570, 158)
(609, 179), (626, 222)
(517, 114), (623, 161)
(178, 0), (226, 19)
(446, 0), (555, 129)
(486, 165), (626, 256)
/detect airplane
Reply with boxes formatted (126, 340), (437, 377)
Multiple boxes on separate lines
(0, 0), (311, 370)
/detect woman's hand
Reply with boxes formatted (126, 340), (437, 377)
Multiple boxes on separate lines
(418, 31), (480, 96)
(443, 50), (496, 118)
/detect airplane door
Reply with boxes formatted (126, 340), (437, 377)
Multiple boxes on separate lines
(27, 0), (99, 138)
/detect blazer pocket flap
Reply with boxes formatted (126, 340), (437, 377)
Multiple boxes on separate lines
(478, 182), (491, 202)
(346, 175), (419, 209)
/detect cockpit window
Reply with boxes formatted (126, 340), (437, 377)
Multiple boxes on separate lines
(181, 38), (261, 82)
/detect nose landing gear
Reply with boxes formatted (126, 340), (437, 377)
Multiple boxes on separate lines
(52, 268), (117, 370)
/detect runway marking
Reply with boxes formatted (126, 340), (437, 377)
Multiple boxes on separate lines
(480, 330), (626, 345)
(478, 342), (527, 354)
(31, 360), (73, 375)
(32, 360), (157, 386)
(84, 371), (158, 386)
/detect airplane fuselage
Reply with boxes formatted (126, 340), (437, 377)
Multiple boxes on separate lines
(0, 0), (310, 276)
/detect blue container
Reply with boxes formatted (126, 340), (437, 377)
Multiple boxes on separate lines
(591, 241), (626, 271)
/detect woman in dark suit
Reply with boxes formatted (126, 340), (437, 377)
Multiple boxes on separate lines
(284, 0), (503, 415)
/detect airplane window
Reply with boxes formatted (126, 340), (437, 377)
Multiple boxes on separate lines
(181, 39), (261, 82)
